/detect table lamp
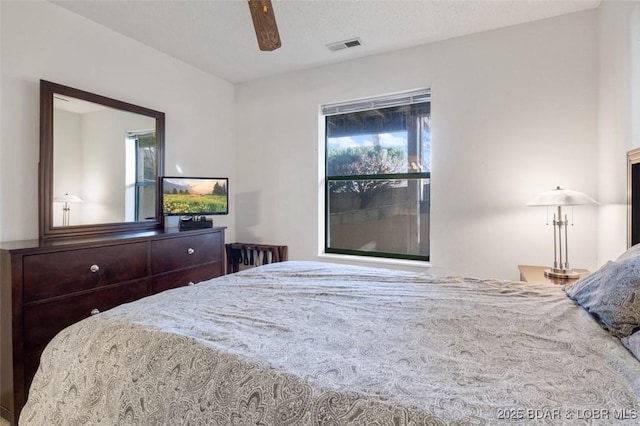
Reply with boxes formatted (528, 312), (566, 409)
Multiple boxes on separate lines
(527, 186), (597, 279)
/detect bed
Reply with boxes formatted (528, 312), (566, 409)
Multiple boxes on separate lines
(19, 260), (640, 425)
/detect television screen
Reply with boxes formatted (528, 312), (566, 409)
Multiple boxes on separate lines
(162, 176), (229, 216)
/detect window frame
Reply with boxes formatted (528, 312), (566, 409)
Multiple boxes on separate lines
(129, 131), (156, 221)
(322, 89), (431, 262)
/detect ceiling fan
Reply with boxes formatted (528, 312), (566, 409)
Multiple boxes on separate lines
(247, 0), (281, 51)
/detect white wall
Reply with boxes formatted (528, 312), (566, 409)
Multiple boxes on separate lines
(236, 10), (599, 280)
(52, 109), (83, 227)
(0, 1), (236, 242)
(3, 1), (634, 281)
(597, 0), (640, 265)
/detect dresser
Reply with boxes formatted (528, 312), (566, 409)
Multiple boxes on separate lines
(0, 226), (225, 424)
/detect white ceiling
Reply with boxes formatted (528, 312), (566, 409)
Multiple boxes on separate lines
(52, 0), (601, 84)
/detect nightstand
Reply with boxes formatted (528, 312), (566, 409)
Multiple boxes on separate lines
(518, 265), (590, 285)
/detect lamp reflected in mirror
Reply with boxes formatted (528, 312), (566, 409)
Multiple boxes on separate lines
(53, 193), (83, 226)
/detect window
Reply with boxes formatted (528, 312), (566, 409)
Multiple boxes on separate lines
(125, 131), (157, 221)
(323, 90), (431, 261)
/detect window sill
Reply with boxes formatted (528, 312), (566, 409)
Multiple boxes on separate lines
(317, 252), (431, 273)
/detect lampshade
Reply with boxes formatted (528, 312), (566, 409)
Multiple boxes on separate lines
(526, 186), (596, 207)
(54, 193), (83, 203)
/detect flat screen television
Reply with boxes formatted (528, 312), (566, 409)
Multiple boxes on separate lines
(162, 176), (229, 216)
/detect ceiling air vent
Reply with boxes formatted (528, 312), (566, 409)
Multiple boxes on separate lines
(326, 38), (362, 52)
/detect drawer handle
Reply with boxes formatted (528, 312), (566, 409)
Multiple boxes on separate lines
(188, 281), (195, 286)
(90, 308), (100, 315)
(90, 264), (100, 273)
(187, 248), (195, 255)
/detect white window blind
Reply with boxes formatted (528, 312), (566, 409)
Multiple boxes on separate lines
(321, 88), (430, 116)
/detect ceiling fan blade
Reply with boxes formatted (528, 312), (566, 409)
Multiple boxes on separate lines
(247, 0), (281, 51)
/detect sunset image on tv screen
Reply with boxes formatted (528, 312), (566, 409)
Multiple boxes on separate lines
(162, 177), (228, 215)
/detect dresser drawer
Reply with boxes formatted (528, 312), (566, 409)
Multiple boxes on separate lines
(151, 231), (222, 274)
(23, 279), (149, 354)
(152, 262), (222, 294)
(23, 242), (148, 302)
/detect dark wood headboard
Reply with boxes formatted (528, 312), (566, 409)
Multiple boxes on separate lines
(628, 148), (640, 247)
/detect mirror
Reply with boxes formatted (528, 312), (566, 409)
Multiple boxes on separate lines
(39, 80), (165, 239)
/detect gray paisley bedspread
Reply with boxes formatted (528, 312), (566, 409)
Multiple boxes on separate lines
(20, 261), (640, 425)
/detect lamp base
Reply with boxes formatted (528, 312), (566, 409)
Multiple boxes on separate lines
(544, 268), (581, 279)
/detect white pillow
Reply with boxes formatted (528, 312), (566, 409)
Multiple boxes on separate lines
(564, 257), (640, 337)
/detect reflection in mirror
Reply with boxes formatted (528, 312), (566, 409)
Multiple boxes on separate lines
(53, 95), (157, 226)
(40, 80), (165, 239)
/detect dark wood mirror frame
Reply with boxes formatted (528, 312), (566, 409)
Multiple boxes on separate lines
(39, 80), (165, 239)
